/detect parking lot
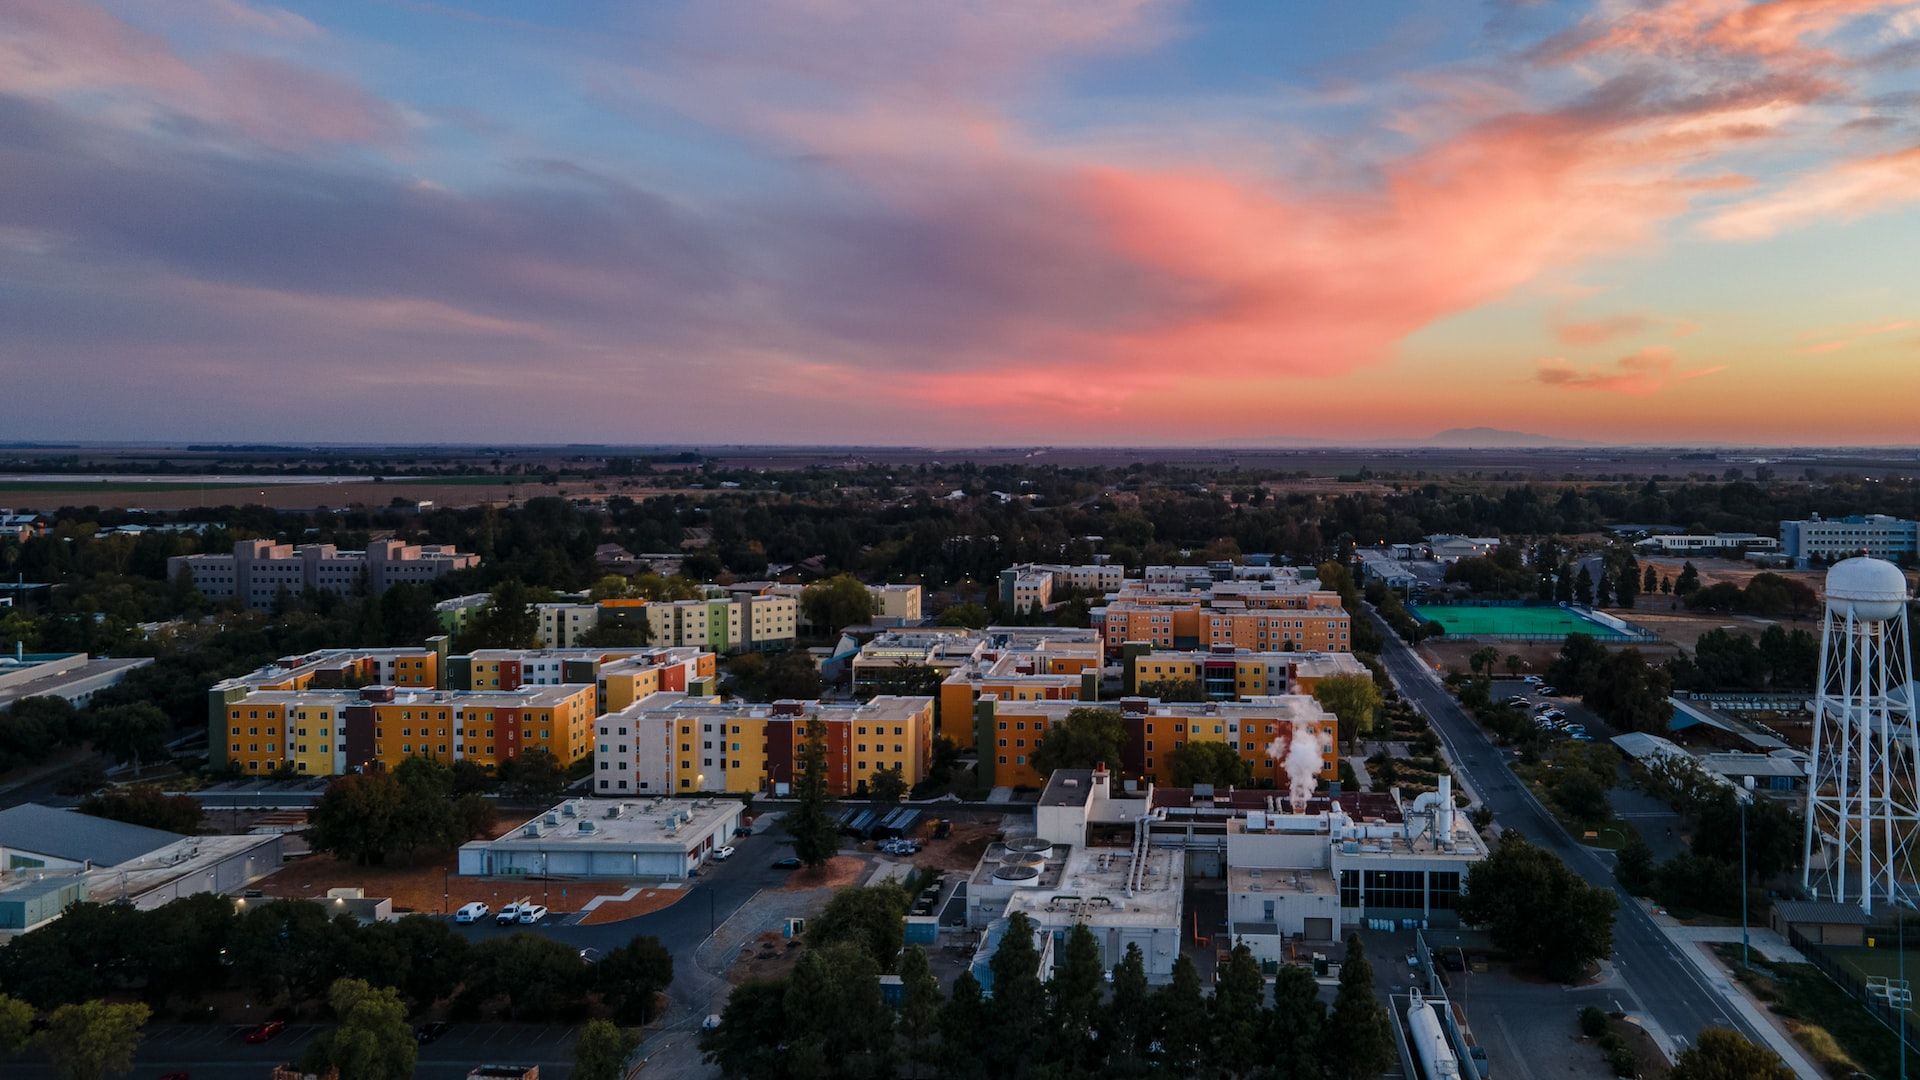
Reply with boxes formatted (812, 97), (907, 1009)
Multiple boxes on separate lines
(13, 1021), (584, 1080)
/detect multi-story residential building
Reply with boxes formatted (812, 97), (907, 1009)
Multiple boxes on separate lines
(593, 693), (935, 797)
(216, 682), (598, 776)
(968, 694), (1338, 790)
(759, 581), (923, 634)
(433, 593), (490, 635)
(209, 642), (715, 774)
(1126, 647), (1369, 700)
(936, 631), (1107, 743)
(852, 626), (1102, 700)
(998, 562), (1128, 613)
(1141, 561), (1304, 588)
(169, 539), (479, 610)
(1094, 589), (1351, 658)
(1781, 514), (1920, 567)
(523, 593), (798, 652)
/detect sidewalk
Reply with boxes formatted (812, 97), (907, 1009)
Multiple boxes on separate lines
(1645, 902), (1822, 1078)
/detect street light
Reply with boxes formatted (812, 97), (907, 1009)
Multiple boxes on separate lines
(1740, 776), (1754, 970)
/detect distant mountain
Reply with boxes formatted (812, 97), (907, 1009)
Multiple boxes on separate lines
(1415, 427), (1599, 448)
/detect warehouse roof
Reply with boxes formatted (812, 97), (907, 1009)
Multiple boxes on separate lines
(0, 803), (185, 867)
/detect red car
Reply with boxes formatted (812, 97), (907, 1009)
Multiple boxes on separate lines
(242, 1019), (285, 1044)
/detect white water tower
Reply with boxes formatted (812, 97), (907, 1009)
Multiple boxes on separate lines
(1801, 556), (1917, 914)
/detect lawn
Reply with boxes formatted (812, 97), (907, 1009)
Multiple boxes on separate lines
(1824, 946), (1920, 1028)
(1717, 943), (1920, 1079)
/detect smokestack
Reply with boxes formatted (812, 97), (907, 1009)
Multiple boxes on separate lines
(1267, 720), (1324, 814)
(1436, 775), (1454, 840)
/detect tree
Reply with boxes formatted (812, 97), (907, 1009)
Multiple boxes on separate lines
(306, 978), (414, 1080)
(595, 935), (674, 1023)
(1547, 633), (1609, 697)
(1080, 943), (1138, 1072)
(1554, 562), (1574, 604)
(1642, 564), (1659, 594)
(986, 912), (1047, 1071)
(785, 941), (893, 1078)
(1595, 571), (1614, 608)
(1049, 924), (1104, 1072)
(229, 899), (353, 1004)
(896, 945), (941, 1075)
(78, 784), (202, 833)
(588, 574), (634, 601)
(1029, 707), (1127, 775)
(1468, 646), (1500, 675)
(0, 992), (32, 1052)
(1616, 830), (1657, 894)
(703, 978), (790, 1079)
(1573, 565), (1595, 607)
(937, 602), (990, 629)
(90, 703), (171, 776)
(572, 1019), (638, 1080)
(868, 764), (907, 803)
(1136, 677), (1206, 702)
(1675, 561), (1701, 596)
(1459, 834), (1616, 981)
(1585, 648), (1673, 732)
(1211, 943), (1266, 1076)
(809, 883), (910, 969)
(1269, 963), (1326, 1079)
(36, 1000), (151, 1080)
(1153, 954), (1208, 1075)
(461, 579), (542, 649)
(1667, 1027), (1795, 1080)
(785, 718), (840, 867)
(1313, 673), (1381, 752)
(459, 934), (589, 1019)
(1324, 935), (1392, 1080)
(1615, 557), (1639, 609)
(1550, 764), (1611, 822)
(1165, 740), (1253, 787)
(499, 747), (565, 804)
(1504, 653), (1524, 678)
(309, 772), (405, 865)
(801, 574), (875, 635)
(938, 970), (990, 1080)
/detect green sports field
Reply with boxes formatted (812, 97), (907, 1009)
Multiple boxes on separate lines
(1824, 946), (1920, 1025)
(1407, 603), (1627, 639)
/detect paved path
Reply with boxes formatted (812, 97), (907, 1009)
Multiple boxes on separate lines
(1367, 606), (1767, 1060)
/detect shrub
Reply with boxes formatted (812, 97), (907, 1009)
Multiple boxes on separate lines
(1579, 1006), (1608, 1038)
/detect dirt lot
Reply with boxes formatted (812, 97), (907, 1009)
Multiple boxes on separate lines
(1614, 608), (1817, 652)
(725, 930), (809, 982)
(1637, 556), (1826, 597)
(909, 817), (999, 873)
(777, 854), (867, 891)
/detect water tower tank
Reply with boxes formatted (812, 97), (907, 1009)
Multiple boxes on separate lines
(1826, 557), (1910, 622)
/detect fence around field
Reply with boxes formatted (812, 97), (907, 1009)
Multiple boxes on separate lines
(1787, 926), (1920, 1056)
(1408, 602), (1660, 644)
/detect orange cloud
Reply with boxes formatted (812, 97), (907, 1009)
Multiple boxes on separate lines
(1537, 347), (1727, 394)
(1554, 313), (1654, 345)
(1799, 318), (1918, 353)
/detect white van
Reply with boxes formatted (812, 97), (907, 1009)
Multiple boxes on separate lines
(517, 904), (548, 925)
(454, 902), (490, 924)
(495, 902), (523, 925)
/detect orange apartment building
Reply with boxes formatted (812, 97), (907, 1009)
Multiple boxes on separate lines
(1126, 647), (1370, 700)
(594, 693), (935, 797)
(209, 642), (713, 775)
(1095, 586), (1352, 658)
(970, 694), (1337, 791)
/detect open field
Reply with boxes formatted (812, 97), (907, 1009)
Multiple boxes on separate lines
(1614, 607), (1819, 651)
(0, 477), (684, 511)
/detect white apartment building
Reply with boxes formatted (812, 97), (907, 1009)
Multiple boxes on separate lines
(169, 539), (479, 610)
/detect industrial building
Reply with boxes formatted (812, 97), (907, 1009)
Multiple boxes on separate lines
(593, 693), (936, 796)
(0, 804), (283, 933)
(457, 797), (742, 880)
(169, 539), (479, 610)
(0, 650), (152, 711)
(1781, 514), (1919, 568)
(1632, 532), (1780, 556)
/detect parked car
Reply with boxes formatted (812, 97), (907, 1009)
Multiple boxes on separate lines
(1570, 733), (1595, 742)
(415, 1021), (449, 1045)
(579, 948), (603, 964)
(517, 904), (548, 925)
(773, 856), (803, 869)
(1505, 695), (1530, 706)
(242, 1020), (285, 1044)
(1533, 702), (1554, 714)
(703, 1014), (723, 1031)
(1538, 686), (1559, 696)
(713, 845), (736, 861)
(1523, 675), (1543, 685)
(454, 902), (489, 924)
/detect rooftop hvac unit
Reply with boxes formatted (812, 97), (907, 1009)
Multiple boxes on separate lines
(578, 821), (595, 834)
(543, 814), (560, 827)
(606, 805), (623, 819)
(523, 824), (541, 838)
(562, 802), (577, 817)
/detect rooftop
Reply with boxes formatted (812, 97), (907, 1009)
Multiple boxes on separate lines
(478, 798), (741, 850)
(0, 803), (184, 867)
(1003, 844), (1184, 928)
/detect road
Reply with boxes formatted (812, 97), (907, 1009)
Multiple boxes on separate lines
(1365, 606), (1762, 1053)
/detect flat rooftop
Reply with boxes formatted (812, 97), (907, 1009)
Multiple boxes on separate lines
(1039, 769), (1099, 808)
(230, 684), (588, 708)
(1228, 864), (1336, 899)
(480, 798), (739, 850)
(1004, 844), (1183, 928)
(0, 655), (151, 707)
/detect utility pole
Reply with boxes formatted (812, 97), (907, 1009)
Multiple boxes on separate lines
(1741, 776), (1752, 970)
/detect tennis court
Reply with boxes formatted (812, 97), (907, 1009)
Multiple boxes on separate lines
(1408, 604), (1629, 640)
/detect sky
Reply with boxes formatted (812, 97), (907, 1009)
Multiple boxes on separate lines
(4, 0), (1920, 447)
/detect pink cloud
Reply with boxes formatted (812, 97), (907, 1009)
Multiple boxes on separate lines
(1536, 347), (1727, 394)
(1702, 145), (1920, 239)
(1798, 317), (1918, 353)
(1554, 313), (1654, 345)
(0, 0), (402, 146)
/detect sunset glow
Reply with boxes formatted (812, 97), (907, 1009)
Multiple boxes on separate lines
(5, 0), (1920, 444)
